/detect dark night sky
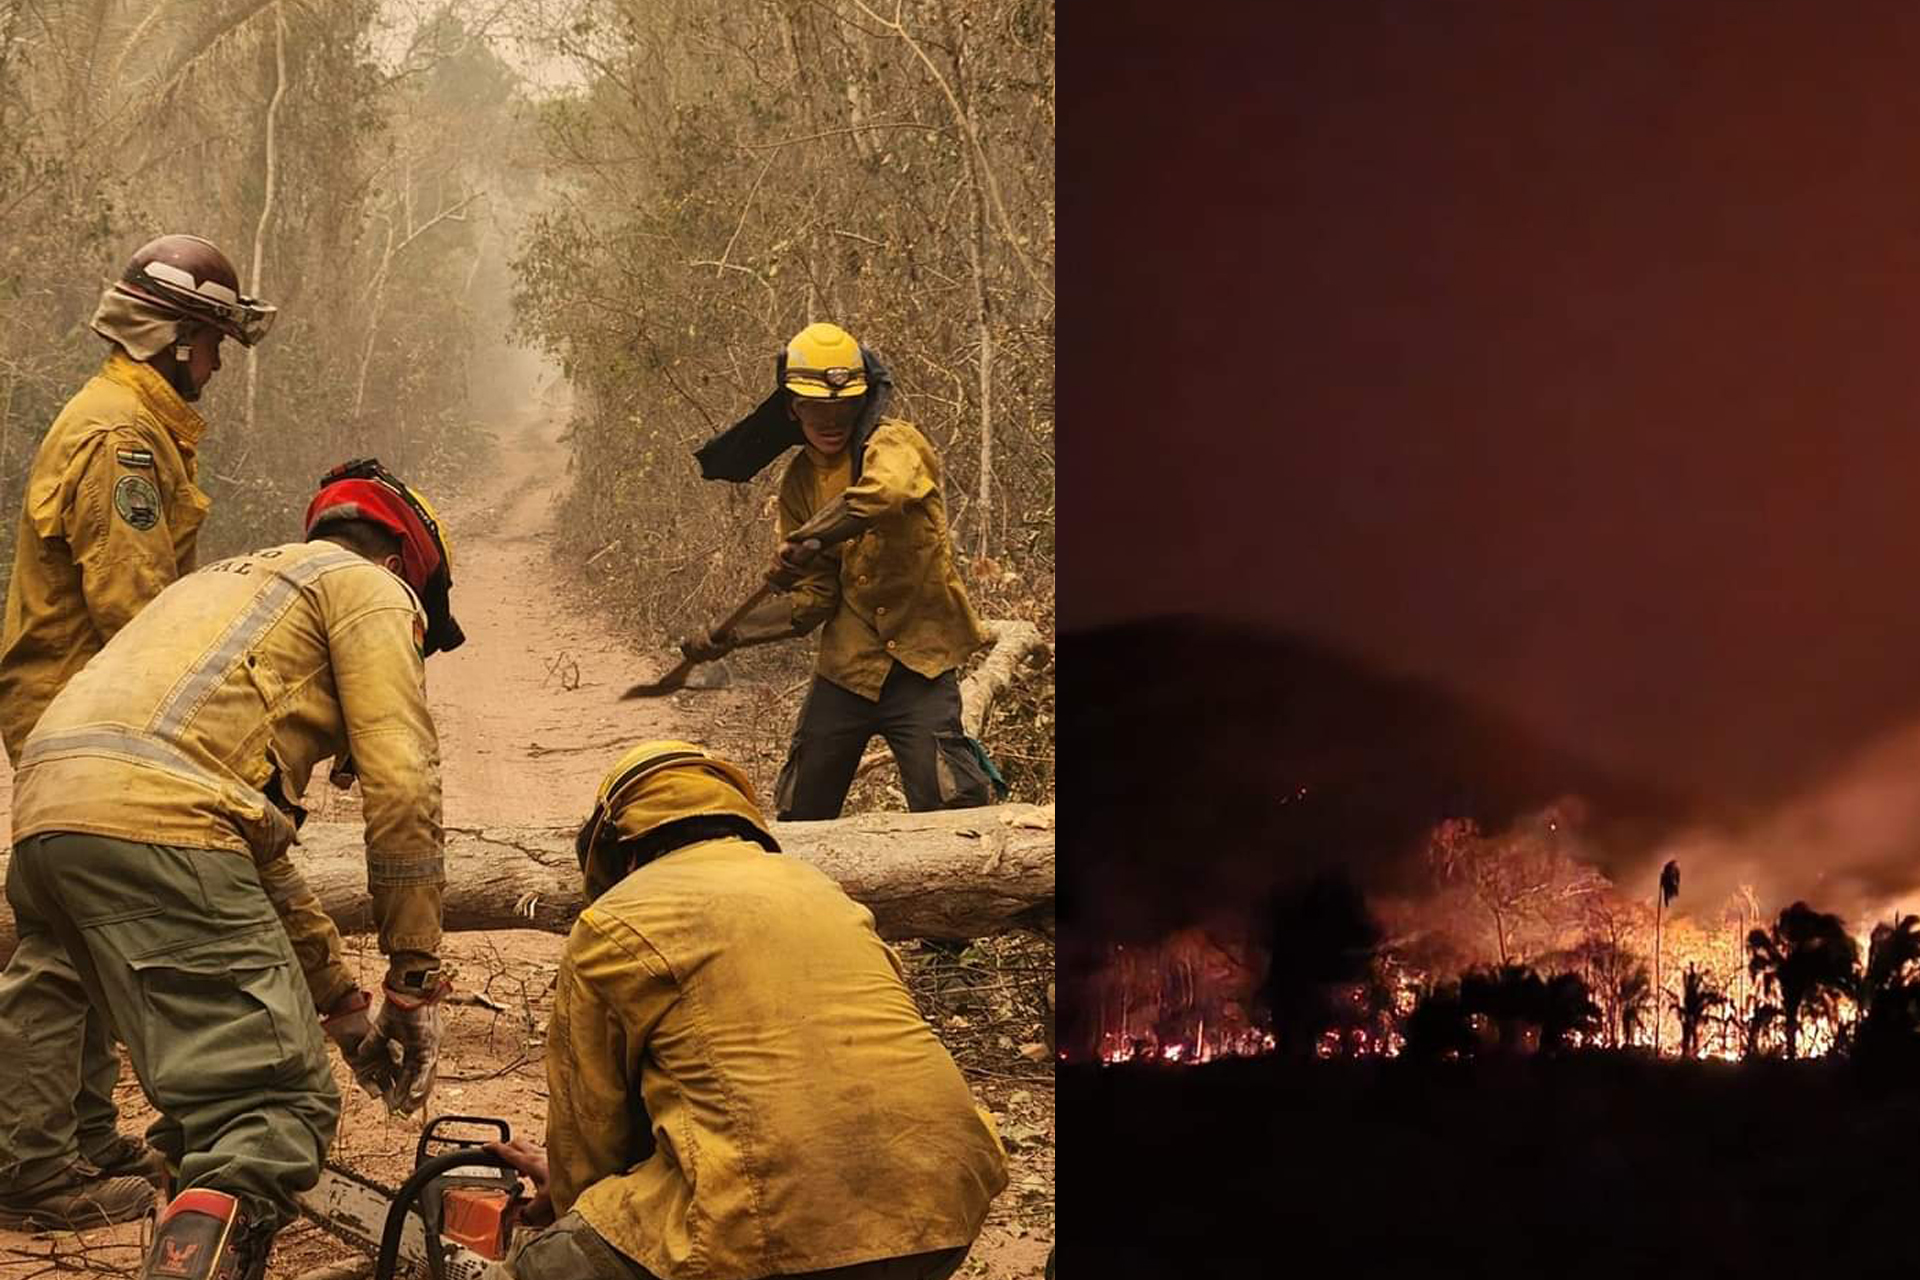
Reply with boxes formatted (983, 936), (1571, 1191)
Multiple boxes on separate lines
(1065, 3), (1920, 808)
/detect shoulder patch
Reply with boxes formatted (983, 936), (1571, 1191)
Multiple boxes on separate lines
(115, 447), (155, 469)
(113, 474), (161, 531)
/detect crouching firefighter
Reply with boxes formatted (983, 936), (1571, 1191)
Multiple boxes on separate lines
(477, 740), (1009, 1280)
(3, 458), (466, 1280)
(684, 322), (1002, 820)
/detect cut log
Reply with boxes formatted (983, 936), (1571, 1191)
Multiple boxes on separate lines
(0, 804), (1054, 965)
(854, 618), (1049, 782)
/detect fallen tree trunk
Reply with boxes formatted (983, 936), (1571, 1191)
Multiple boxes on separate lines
(0, 804), (1054, 964)
(855, 618), (1049, 782)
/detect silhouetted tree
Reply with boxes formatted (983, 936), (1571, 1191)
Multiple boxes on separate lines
(1541, 971), (1602, 1053)
(1744, 1002), (1781, 1060)
(1618, 965), (1653, 1048)
(1668, 964), (1727, 1060)
(1461, 964), (1549, 1054)
(1261, 871), (1382, 1058)
(1747, 901), (1859, 1059)
(1653, 859), (1680, 1054)
(1403, 981), (1477, 1062)
(1855, 914), (1920, 1071)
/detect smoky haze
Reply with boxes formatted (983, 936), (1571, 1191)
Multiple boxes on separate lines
(1069, 2), (1920, 844)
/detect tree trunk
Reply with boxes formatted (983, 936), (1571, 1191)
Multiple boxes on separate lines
(1653, 895), (1662, 1056)
(244, 2), (287, 444)
(0, 804), (1053, 966)
(852, 619), (1048, 782)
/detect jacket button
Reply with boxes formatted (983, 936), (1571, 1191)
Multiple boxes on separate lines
(886, 640), (897, 651)
(859, 575), (870, 585)
(876, 606), (887, 616)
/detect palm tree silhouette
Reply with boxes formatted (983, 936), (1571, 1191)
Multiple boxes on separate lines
(1668, 963), (1727, 1060)
(1856, 914), (1920, 1068)
(1746, 901), (1859, 1059)
(1617, 965), (1652, 1049)
(1404, 980), (1476, 1062)
(1541, 970), (1602, 1053)
(1653, 860), (1680, 1054)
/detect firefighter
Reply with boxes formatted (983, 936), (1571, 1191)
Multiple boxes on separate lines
(477, 740), (1008, 1280)
(684, 322), (997, 820)
(2, 460), (465, 1280)
(0, 233), (277, 1229)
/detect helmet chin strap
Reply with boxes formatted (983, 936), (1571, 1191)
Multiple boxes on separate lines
(162, 328), (200, 402)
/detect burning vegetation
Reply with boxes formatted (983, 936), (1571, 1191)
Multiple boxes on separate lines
(1066, 799), (1920, 1071)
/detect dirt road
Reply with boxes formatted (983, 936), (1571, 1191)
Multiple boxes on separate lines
(316, 394), (704, 827)
(0, 392), (698, 833)
(0, 401), (1054, 1279)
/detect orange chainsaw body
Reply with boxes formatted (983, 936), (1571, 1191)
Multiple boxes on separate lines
(440, 1184), (516, 1260)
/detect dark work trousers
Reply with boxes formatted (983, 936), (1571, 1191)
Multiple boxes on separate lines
(775, 664), (993, 820)
(483, 1211), (971, 1280)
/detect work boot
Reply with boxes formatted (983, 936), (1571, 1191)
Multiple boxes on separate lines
(139, 1189), (273, 1280)
(88, 1132), (170, 1186)
(0, 1159), (157, 1230)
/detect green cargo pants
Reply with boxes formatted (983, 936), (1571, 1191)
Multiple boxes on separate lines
(0, 926), (127, 1192)
(5, 832), (339, 1228)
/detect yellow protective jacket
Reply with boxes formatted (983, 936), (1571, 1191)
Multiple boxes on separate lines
(778, 420), (990, 702)
(9, 539), (445, 1000)
(0, 352), (212, 763)
(548, 836), (1009, 1279)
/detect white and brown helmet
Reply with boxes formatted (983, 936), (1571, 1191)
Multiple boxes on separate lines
(111, 234), (277, 347)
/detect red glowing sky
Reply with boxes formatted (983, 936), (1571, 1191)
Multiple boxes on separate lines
(1065, 3), (1920, 807)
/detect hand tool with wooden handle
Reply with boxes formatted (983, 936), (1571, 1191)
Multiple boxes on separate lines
(620, 582), (777, 699)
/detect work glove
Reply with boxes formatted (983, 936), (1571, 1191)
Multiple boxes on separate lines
(678, 627), (736, 664)
(766, 537), (822, 591)
(320, 988), (395, 1102)
(360, 981), (450, 1115)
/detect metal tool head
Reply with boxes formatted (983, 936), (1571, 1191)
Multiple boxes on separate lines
(621, 663), (694, 700)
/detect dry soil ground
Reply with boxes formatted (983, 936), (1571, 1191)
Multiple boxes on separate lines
(0, 399), (1054, 1278)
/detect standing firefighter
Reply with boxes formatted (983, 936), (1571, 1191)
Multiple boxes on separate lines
(684, 323), (998, 820)
(0, 233), (276, 1228)
(2, 460), (465, 1280)
(480, 740), (1009, 1280)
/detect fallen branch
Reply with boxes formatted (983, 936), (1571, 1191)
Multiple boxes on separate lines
(854, 618), (1047, 781)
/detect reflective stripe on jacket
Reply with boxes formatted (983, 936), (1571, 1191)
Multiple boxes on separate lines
(11, 539), (444, 991)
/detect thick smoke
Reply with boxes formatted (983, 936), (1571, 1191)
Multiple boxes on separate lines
(1616, 720), (1920, 931)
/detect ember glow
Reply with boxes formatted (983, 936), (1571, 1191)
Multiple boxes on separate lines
(1072, 805), (1905, 1068)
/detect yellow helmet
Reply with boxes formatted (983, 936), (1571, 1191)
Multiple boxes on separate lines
(782, 322), (868, 400)
(576, 740), (773, 898)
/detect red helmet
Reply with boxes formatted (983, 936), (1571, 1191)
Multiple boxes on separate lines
(111, 234), (277, 347)
(306, 459), (464, 655)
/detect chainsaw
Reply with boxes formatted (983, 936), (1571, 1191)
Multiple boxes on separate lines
(297, 1114), (530, 1280)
